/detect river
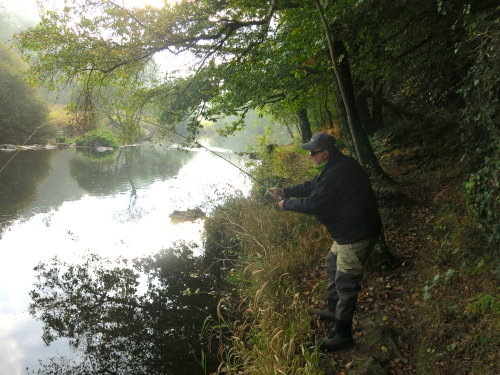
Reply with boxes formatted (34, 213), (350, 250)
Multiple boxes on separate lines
(0, 144), (251, 375)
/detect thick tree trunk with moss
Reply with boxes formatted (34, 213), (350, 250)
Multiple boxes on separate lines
(297, 108), (313, 143)
(356, 93), (375, 135)
(314, 0), (389, 179)
(330, 39), (389, 178)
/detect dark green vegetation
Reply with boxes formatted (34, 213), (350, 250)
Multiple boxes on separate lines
(0, 41), (53, 143)
(0, 5), (60, 144)
(74, 128), (119, 148)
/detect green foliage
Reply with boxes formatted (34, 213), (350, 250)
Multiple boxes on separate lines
(423, 269), (455, 301)
(203, 196), (323, 374)
(10, 0), (497, 145)
(201, 145), (332, 374)
(13, 0), (496, 166)
(74, 128), (119, 148)
(466, 292), (500, 316)
(200, 110), (293, 152)
(248, 126), (315, 194)
(456, 4), (500, 246)
(443, 268), (455, 285)
(464, 153), (500, 244)
(47, 111), (69, 130)
(423, 273), (440, 302)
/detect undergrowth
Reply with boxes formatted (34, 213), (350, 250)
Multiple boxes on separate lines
(204, 198), (326, 374)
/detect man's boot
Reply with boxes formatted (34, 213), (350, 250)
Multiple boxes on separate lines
(309, 298), (338, 322)
(317, 320), (354, 351)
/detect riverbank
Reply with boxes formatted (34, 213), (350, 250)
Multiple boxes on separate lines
(0, 143), (71, 151)
(0, 143), (117, 152)
(203, 122), (500, 374)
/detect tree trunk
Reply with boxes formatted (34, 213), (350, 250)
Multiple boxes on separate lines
(297, 108), (313, 143)
(314, 0), (391, 181)
(285, 123), (295, 139)
(324, 88), (334, 128)
(357, 83), (424, 122)
(356, 93), (375, 135)
(330, 68), (354, 150)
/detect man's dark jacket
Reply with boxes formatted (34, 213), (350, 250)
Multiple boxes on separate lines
(282, 152), (382, 244)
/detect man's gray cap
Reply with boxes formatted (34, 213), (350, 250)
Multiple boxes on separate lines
(301, 132), (337, 151)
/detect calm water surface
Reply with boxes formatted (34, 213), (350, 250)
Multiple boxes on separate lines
(0, 144), (251, 375)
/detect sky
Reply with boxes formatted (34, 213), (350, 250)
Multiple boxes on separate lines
(1, 0), (191, 75)
(1, 0), (168, 21)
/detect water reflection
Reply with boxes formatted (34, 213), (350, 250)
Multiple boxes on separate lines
(69, 146), (193, 196)
(0, 150), (53, 232)
(0, 145), (195, 233)
(29, 243), (222, 374)
(0, 144), (250, 374)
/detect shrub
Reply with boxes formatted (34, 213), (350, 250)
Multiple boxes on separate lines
(464, 149), (500, 244)
(75, 128), (119, 148)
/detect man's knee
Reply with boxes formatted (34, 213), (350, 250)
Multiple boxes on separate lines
(336, 270), (364, 293)
(325, 250), (337, 275)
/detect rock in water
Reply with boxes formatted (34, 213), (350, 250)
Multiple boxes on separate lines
(169, 208), (206, 223)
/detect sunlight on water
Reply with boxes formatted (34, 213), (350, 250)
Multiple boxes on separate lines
(0, 146), (251, 375)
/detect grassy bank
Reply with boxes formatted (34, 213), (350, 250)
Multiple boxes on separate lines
(202, 122), (500, 375)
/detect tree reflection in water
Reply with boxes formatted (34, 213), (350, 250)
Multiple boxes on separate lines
(0, 150), (52, 234)
(29, 243), (223, 374)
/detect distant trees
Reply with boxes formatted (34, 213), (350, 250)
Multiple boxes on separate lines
(0, 3), (34, 41)
(0, 7), (52, 144)
(0, 42), (51, 144)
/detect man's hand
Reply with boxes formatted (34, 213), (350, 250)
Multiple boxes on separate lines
(273, 200), (285, 212)
(268, 188), (284, 199)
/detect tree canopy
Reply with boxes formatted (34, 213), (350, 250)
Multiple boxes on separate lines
(14, 1), (337, 139)
(13, 0), (500, 174)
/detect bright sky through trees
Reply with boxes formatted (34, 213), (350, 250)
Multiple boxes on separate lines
(1, 0), (169, 21)
(1, 0), (190, 77)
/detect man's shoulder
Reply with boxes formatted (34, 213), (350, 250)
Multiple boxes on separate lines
(327, 154), (361, 171)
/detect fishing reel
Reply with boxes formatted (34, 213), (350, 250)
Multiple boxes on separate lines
(274, 201), (284, 212)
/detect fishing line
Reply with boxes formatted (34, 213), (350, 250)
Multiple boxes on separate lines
(137, 116), (285, 210)
(136, 116), (270, 190)
(0, 113), (267, 188)
(0, 117), (61, 175)
(132, 116), (287, 210)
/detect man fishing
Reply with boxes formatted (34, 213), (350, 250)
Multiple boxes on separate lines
(268, 131), (382, 351)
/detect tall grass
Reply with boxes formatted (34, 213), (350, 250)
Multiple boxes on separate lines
(203, 143), (329, 374)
